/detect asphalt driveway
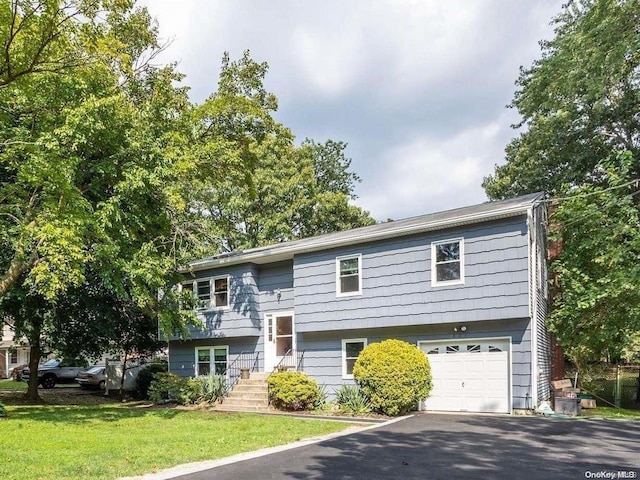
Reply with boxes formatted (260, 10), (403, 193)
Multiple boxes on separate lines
(171, 413), (639, 480)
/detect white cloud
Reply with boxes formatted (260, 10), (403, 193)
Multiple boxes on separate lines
(359, 112), (510, 220)
(138, 0), (563, 220)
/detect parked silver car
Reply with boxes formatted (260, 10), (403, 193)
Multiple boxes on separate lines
(75, 366), (106, 390)
(22, 358), (88, 389)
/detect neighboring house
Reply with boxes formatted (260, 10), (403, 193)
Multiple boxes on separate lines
(168, 192), (550, 413)
(0, 322), (30, 379)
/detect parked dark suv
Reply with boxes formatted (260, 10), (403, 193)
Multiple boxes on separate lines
(22, 358), (89, 389)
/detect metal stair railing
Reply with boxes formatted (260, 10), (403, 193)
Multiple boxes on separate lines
(222, 351), (261, 394)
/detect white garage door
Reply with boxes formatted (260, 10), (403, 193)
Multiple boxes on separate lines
(420, 339), (510, 414)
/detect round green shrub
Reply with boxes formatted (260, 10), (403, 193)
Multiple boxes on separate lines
(353, 339), (432, 416)
(267, 371), (321, 411)
(135, 362), (168, 399)
(0, 401), (6, 418)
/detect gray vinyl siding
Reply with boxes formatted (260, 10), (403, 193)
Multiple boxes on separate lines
(258, 261), (295, 312)
(169, 336), (264, 378)
(297, 318), (533, 410)
(182, 264), (261, 339)
(294, 217), (530, 333)
(533, 204), (551, 402)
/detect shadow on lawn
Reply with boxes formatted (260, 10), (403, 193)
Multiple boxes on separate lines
(7, 404), (182, 424)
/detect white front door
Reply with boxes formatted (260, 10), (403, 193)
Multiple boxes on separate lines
(264, 312), (295, 372)
(420, 339), (510, 413)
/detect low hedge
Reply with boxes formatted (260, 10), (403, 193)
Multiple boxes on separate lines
(267, 371), (321, 411)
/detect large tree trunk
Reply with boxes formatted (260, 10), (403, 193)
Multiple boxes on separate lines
(26, 343), (41, 402)
(119, 350), (129, 401)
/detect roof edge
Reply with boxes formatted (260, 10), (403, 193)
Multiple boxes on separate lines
(186, 193), (543, 272)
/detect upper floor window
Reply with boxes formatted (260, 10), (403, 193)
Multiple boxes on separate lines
(182, 275), (229, 310)
(431, 238), (464, 286)
(336, 254), (362, 297)
(213, 277), (229, 307)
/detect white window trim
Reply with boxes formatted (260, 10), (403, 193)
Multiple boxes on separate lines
(342, 338), (367, 379)
(336, 254), (362, 297)
(211, 275), (230, 309)
(194, 345), (229, 377)
(431, 238), (465, 287)
(181, 275), (231, 311)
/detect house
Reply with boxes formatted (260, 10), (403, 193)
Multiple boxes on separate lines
(0, 322), (30, 379)
(168, 192), (551, 413)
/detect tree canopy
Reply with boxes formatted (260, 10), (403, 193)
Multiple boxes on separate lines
(483, 0), (640, 199)
(184, 52), (374, 255)
(549, 154), (640, 365)
(0, 1), (374, 400)
(482, 0), (640, 365)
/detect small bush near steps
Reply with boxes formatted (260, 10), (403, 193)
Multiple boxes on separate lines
(267, 371), (321, 411)
(353, 339), (432, 416)
(148, 372), (227, 405)
(335, 384), (372, 414)
(136, 362), (168, 399)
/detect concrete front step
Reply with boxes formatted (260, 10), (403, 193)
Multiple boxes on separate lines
(222, 400), (269, 409)
(220, 372), (271, 412)
(214, 404), (270, 413)
(236, 379), (269, 386)
(226, 392), (268, 400)
(230, 384), (268, 393)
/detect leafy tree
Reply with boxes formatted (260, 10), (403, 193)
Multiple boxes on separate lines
(549, 154), (640, 367)
(483, 0), (640, 198)
(482, 0), (640, 366)
(52, 271), (166, 399)
(0, 283), (50, 399)
(0, 1), (195, 400)
(0, 4), (373, 403)
(186, 51), (374, 254)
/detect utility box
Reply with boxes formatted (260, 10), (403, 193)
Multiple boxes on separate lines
(554, 397), (582, 416)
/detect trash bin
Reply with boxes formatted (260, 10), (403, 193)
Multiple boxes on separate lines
(240, 368), (250, 380)
(554, 396), (581, 416)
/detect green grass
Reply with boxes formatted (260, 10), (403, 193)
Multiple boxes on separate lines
(0, 379), (79, 391)
(582, 406), (640, 420)
(0, 379), (26, 391)
(0, 404), (353, 480)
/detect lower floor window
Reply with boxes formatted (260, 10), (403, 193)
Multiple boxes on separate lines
(342, 338), (367, 379)
(195, 346), (228, 376)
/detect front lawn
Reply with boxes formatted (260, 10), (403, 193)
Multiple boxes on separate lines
(0, 379), (80, 393)
(0, 379), (26, 391)
(581, 406), (640, 420)
(0, 404), (353, 480)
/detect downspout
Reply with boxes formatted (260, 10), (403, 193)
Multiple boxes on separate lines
(528, 205), (539, 409)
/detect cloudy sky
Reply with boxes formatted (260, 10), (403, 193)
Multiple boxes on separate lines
(139, 0), (562, 221)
